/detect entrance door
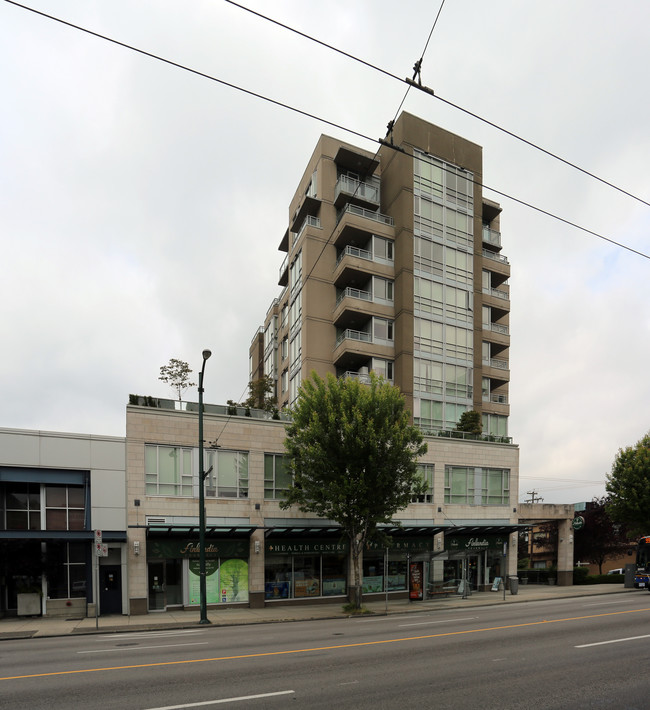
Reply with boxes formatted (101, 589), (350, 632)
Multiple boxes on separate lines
(99, 565), (122, 615)
(148, 560), (183, 610)
(148, 562), (166, 610)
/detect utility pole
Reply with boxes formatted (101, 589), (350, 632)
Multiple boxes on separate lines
(526, 490), (544, 504)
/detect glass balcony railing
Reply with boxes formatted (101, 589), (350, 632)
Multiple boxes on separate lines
(335, 287), (372, 307)
(484, 322), (509, 335)
(335, 175), (380, 205)
(482, 226), (501, 247)
(335, 329), (372, 347)
(278, 254), (289, 283)
(483, 357), (509, 370)
(482, 287), (509, 301)
(335, 244), (373, 266)
(337, 203), (394, 227)
(482, 248), (509, 264)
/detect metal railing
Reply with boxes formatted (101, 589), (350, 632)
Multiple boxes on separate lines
(485, 322), (509, 335)
(336, 287), (372, 307)
(336, 244), (373, 266)
(337, 203), (394, 227)
(335, 329), (372, 347)
(482, 248), (509, 264)
(483, 287), (509, 301)
(278, 254), (288, 282)
(483, 357), (509, 370)
(335, 175), (380, 205)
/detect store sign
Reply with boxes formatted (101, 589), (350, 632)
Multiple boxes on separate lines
(367, 537), (434, 553)
(147, 538), (249, 559)
(267, 539), (348, 555)
(446, 535), (505, 552)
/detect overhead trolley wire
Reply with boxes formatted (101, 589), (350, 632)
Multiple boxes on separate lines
(4, 0), (649, 261)
(225, 0), (650, 211)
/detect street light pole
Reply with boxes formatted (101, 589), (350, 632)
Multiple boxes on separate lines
(198, 349), (212, 624)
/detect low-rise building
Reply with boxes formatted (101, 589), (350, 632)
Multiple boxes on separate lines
(125, 397), (520, 614)
(0, 427), (127, 618)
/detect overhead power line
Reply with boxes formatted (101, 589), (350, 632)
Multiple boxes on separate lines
(225, 0), (650, 211)
(4, 0), (649, 261)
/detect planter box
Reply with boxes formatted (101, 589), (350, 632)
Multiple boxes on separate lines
(17, 593), (41, 616)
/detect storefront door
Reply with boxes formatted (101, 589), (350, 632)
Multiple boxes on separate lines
(148, 560), (182, 610)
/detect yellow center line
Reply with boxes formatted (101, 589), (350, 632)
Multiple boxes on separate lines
(3, 607), (650, 682)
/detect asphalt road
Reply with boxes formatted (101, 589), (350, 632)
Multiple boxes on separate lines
(2, 592), (650, 709)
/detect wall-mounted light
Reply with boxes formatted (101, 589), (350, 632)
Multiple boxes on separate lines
(254, 540), (261, 554)
(133, 540), (140, 556)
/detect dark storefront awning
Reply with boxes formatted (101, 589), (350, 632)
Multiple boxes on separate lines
(145, 524), (258, 538)
(0, 530), (126, 542)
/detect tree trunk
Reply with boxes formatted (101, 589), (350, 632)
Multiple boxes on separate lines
(349, 534), (364, 609)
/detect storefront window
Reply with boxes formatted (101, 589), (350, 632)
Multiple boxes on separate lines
(293, 555), (320, 598)
(46, 542), (87, 599)
(322, 555), (346, 596)
(265, 555), (292, 600)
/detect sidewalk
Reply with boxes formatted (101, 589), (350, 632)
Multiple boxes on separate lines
(0, 584), (637, 641)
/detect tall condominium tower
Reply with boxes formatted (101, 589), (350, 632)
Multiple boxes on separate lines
(250, 112), (510, 439)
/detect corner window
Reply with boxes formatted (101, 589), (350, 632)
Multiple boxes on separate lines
(264, 454), (292, 499)
(412, 464), (434, 503)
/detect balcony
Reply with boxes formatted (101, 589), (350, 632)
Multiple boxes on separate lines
(483, 393), (509, 404)
(482, 226), (501, 248)
(484, 322), (509, 336)
(278, 254), (289, 286)
(334, 175), (380, 210)
(336, 244), (372, 267)
(335, 329), (372, 348)
(336, 286), (372, 308)
(336, 203), (394, 228)
(482, 248), (509, 265)
(482, 287), (509, 301)
(483, 357), (509, 371)
(292, 215), (321, 243)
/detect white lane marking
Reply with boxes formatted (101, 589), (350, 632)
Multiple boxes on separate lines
(78, 642), (209, 654)
(583, 600), (638, 606)
(338, 681), (359, 686)
(398, 616), (478, 627)
(99, 630), (204, 640)
(144, 690), (295, 709)
(355, 615), (427, 623)
(576, 634), (650, 648)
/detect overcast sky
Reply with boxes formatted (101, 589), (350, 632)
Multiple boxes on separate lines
(2, 1), (649, 504)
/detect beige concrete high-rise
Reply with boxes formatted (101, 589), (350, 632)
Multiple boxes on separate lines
(251, 112), (510, 440)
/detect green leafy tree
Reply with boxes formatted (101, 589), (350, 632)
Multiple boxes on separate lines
(243, 375), (277, 412)
(456, 410), (482, 435)
(573, 496), (631, 573)
(159, 358), (196, 401)
(606, 432), (650, 537)
(280, 372), (428, 609)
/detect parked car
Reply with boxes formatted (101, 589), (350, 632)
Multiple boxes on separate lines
(607, 568), (624, 575)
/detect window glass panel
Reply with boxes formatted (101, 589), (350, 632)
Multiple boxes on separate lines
(68, 487), (84, 508)
(46, 486), (66, 508)
(46, 509), (67, 530)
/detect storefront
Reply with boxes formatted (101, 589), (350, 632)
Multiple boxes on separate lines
(440, 532), (513, 591)
(146, 534), (252, 610)
(264, 531), (440, 602)
(264, 539), (347, 600)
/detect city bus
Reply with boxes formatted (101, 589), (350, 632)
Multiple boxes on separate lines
(635, 536), (650, 588)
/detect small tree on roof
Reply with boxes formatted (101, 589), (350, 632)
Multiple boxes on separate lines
(159, 358), (196, 401)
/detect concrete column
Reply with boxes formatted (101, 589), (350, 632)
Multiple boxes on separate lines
(557, 519), (574, 586)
